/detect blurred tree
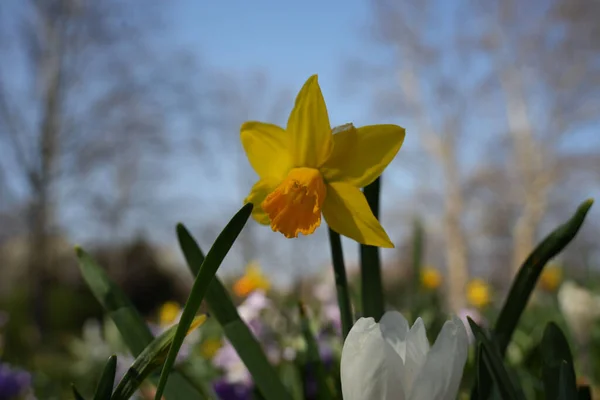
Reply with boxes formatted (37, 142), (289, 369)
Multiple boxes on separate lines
(346, 0), (600, 309)
(0, 0), (195, 337)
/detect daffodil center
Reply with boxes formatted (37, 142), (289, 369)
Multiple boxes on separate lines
(261, 167), (326, 238)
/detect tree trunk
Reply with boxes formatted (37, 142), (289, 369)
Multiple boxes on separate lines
(442, 145), (469, 312)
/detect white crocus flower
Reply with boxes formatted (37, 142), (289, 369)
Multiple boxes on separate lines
(558, 280), (600, 346)
(341, 311), (468, 400)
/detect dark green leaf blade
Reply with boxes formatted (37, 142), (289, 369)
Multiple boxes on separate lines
(577, 386), (592, 400)
(176, 222), (293, 400)
(93, 355), (117, 400)
(154, 203), (253, 400)
(75, 248), (202, 399)
(468, 318), (526, 400)
(471, 199), (594, 400)
(542, 322), (578, 400)
(327, 228), (353, 339)
(557, 361), (578, 400)
(360, 177), (384, 321)
(494, 199), (594, 353)
(111, 316), (206, 400)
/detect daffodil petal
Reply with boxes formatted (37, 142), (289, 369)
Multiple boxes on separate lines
(244, 178), (279, 225)
(322, 182), (394, 248)
(286, 75), (333, 168)
(241, 121), (291, 180)
(321, 124), (405, 187)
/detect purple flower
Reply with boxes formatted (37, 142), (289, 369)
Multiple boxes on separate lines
(213, 342), (252, 385)
(213, 378), (253, 400)
(0, 363), (32, 400)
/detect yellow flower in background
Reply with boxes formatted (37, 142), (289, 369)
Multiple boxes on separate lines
(200, 338), (222, 359)
(467, 279), (491, 308)
(539, 265), (563, 292)
(421, 267), (442, 290)
(159, 301), (182, 326)
(233, 261), (271, 297)
(241, 75), (405, 248)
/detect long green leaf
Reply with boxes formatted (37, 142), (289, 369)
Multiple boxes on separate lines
(360, 177), (384, 321)
(471, 199), (593, 400)
(154, 203), (253, 400)
(176, 222), (293, 400)
(541, 322), (578, 400)
(75, 248), (201, 399)
(577, 386), (592, 400)
(494, 199), (594, 352)
(468, 318), (526, 400)
(557, 361), (578, 400)
(94, 355), (117, 400)
(111, 316), (206, 400)
(299, 302), (335, 400)
(327, 228), (353, 339)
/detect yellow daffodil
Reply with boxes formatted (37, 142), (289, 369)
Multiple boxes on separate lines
(466, 279), (491, 308)
(200, 338), (223, 359)
(233, 261), (271, 297)
(539, 265), (563, 292)
(420, 267), (442, 290)
(241, 75), (405, 248)
(159, 301), (182, 326)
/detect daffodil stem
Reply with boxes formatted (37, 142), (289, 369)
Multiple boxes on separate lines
(360, 178), (385, 322)
(328, 228), (353, 340)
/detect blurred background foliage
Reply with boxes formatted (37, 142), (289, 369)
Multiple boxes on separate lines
(0, 0), (599, 398)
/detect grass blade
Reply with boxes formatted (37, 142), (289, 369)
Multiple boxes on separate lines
(541, 322), (578, 400)
(360, 177), (384, 321)
(176, 222), (293, 400)
(93, 355), (117, 400)
(299, 302), (335, 400)
(327, 228), (353, 340)
(111, 316), (206, 400)
(75, 248), (201, 399)
(468, 318), (526, 400)
(154, 203), (253, 400)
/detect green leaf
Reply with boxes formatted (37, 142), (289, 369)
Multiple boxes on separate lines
(279, 362), (304, 400)
(468, 318), (526, 400)
(299, 302), (335, 400)
(111, 316), (206, 400)
(557, 361), (578, 400)
(176, 222), (293, 400)
(154, 203), (253, 400)
(360, 177), (384, 321)
(72, 385), (87, 400)
(327, 228), (353, 340)
(494, 199), (594, 353)
(93, 355), (117, 400)
(75, 248), (202, 399)
(471, 199), (593, 400)
(577, 386), (592, 400)
(542, 322), (578, 400)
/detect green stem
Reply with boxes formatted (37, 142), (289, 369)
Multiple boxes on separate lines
(327, 228), (353, 340)
(360, 178), (385, 321)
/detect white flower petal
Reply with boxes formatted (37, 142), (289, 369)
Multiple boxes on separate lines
(341, 317), (406, 400)
(379, 311), (410, 361)
(402, 318), (430, 394)
(409, 316), (468, 400)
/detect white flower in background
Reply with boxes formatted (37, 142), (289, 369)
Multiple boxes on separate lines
(340, 311), (468, 400)
(558, 281), (600, 345)
(237, 290), (272, 323)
